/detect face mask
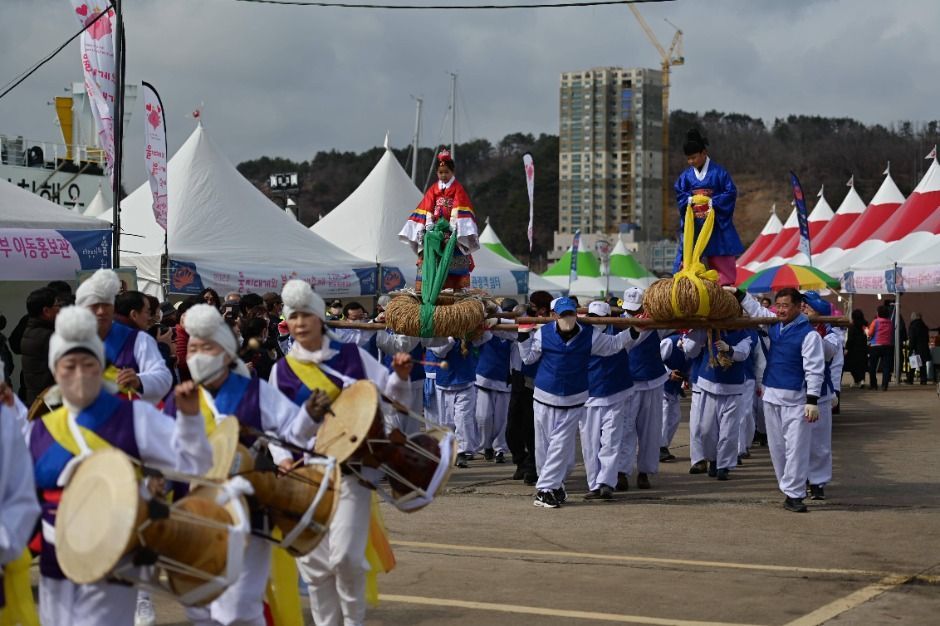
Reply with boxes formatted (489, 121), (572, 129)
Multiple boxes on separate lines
(59, 371), (101, 409)
(187, 352), (228, 385)
(556, 316), (577, 332)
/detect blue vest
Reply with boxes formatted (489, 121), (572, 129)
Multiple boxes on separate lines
(533, 322), (594, 397)
(742, 330), (759, 381)
(435, 340), (478, 387)
(476, 336), (512, 383)
(696, 329), (748, 387)
(588, 326), (632, 398)
(662, 334), (688, 395)
(382, 339), (426, 382)
(763, 316), (814, 391)
(423, 348), (440, 376)
(629, 331), (666, 382)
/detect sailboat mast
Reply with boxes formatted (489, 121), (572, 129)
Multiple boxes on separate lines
(449, 72), (457, 159)
(411, 96), (422, 185)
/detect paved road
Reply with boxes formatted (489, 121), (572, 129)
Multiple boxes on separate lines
(149, 385), (939, 625)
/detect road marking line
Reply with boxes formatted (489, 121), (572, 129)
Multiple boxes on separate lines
(391, 540), (885, 578)
(782, 576), (909, 626)
(379, 593), (764, 626)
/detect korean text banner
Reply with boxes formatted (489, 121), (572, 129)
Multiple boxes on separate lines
(0, 228), (112, 280)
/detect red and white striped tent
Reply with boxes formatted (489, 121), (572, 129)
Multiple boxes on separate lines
(808, 181), (867, 255)
(745, 206), (797, 270)
(736, 207), (782, 267)
(812, 171), (905, 275)
(753, 190), (833, 271)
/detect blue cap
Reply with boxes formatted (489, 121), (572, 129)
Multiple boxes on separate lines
(553, 297), (577, 315)
(803, 291), (832, 316)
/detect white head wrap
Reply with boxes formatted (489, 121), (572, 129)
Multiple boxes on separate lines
(281, 280), (326, 322)
(75, 269), (121, 307)
(48, 306), (105, 371)
(182, 304), (238, 358)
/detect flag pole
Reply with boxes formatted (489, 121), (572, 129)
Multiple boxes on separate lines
(111, 0), (125, 269)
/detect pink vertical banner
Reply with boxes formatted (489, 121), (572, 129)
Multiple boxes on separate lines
(69, 1), (116, 176)
(523, 152), (535, 252)
(142, 81), (168, 230)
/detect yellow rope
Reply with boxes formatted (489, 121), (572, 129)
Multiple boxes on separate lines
(671, 200), (719, 318)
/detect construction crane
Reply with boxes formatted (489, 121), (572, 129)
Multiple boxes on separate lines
(629, 5), (684, 239)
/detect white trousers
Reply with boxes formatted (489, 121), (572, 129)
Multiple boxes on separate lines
(39, 576), (136, 626)
(699, 391), (741, 471)
(533, 402), (582, 491)
(738, 380), (756, 455)
(437, 386), (479, 454)
(809, 398), (833, 486)
(661, 392), (682, 448)
(186, 534), (270, 626)
(475, 387), (510, 453)
(689, 390), (704, 465)
(620, 385), (663, 475)
(424, 378), (439, 425)
(763, 402), (811, 499)
(298, 477), (372, 626)
(580, 402), (626, 491)
(385, 382), (424, 436)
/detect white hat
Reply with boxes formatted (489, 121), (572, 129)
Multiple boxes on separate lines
(48, 306), (105, 371)
(587, 300), (611, 317)
(75, 269), (121, 307)
(182, 304), (238, 358)
(622, 287), (646, 312)
(281, 280), (325, 321)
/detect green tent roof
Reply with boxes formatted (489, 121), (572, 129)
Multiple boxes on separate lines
(479, 221), (524, 265)
(543, 248), (602, 277)
(608, 242), (654, 279)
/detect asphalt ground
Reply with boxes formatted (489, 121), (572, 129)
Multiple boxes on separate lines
(114, 384), (940, 624)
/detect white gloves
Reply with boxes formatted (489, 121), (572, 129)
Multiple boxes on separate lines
(715, 340), (730, 352)
(804, 404), (820, 421)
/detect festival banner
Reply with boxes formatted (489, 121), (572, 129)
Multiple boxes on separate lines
(789, 172), (812, 262)
(142, 82), (168, 230)
(569, 229), (581, 287)
(523, 153), (535, 252)
(0, 228), (112, 280)
(167, 260), (378, 298)
(69, 1), (117, 176)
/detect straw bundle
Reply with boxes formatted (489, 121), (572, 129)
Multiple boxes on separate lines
(644, 277), (740, 321)
(386, 293), (485, 337)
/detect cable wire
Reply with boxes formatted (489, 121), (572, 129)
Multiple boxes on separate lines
(0, 3), (115, 101)
(232, 0), (673, 9)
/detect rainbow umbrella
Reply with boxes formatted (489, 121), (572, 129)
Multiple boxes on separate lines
(739, 263), (839, 294)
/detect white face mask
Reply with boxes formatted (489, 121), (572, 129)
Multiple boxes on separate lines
(556, 316), (577, 332)
(187, 352), (228, 385)
(59, 371), (101, 409)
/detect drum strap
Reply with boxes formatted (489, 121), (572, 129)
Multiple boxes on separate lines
(285, 356), (342, 401)
(41, 406), (113, 458)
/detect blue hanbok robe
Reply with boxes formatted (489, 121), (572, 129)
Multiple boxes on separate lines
(672, 158), (744, 272)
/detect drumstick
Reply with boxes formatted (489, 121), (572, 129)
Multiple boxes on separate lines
(413, 359), (448, 369)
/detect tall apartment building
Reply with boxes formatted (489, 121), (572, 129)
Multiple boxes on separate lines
(553, 67), (664, 260)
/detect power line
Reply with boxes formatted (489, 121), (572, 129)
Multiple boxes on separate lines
(232, 0), (673, 9)
(0, 4), (115, 101)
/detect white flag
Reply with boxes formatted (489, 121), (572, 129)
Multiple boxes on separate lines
(846, 175), (854, 188)
(817, 184), (824, 198)
(69, 1), (116, 177)
(883, 161), (891, 176)
(142, 82), (168, 230)
(926, 145), (937, 160)
(523, 153), (535, 252)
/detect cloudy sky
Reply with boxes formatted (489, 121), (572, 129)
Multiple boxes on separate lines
(1, 0), (938, 188)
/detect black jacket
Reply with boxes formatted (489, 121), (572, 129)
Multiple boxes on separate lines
(20, 317), (56, 405)
(908, 319), (931, 359)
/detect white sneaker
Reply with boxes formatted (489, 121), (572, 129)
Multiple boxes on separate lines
(135, 593), (156, 626)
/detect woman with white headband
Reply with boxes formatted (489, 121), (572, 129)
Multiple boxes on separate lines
(24, 307), (211, 625)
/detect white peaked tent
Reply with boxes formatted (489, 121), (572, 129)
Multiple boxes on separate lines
(757, 194), (834, 270)
(312, 138), (529, 296)
(83, 187), (109, 218)
(479, 219), (524, 264)
(116, 124), (375, 298)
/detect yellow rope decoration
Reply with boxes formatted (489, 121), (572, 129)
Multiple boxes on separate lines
(671, 200), (720, 318)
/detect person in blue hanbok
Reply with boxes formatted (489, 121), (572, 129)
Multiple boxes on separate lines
(672, 128), (744, 285)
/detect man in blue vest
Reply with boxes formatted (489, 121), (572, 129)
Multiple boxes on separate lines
(75, 269), (172, 403)
(581, 301), (634, 500)
(681, 328), (752, 480)
(802, 292), (841, 501)
(737, 330), (764, 464)
(618, 288), (670, 490)
(475, 322), (517, 464)
(519, 297), (634, 508)
(429, 336), (484, 468)
(659, 332), (689, 463)
(739, 287), (825, 512)
(376, 329), (427, 435)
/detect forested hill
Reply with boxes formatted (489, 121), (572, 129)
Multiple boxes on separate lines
(237, 111), (940, 268)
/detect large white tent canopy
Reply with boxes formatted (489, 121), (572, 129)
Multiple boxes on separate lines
(313, 140), (529, 296)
